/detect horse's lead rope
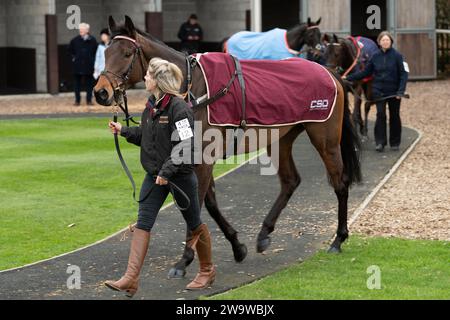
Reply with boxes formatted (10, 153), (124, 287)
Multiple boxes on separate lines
(343, 81), (410, 103)
(112, 103), (191, 211)
(342, 37), (362, 78)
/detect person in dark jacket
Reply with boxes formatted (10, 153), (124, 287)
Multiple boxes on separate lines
(345, 31), (409, 152)
(69, 23), (98, 106)
(177, 14), (203, 54)
(105, 58), (215, 297)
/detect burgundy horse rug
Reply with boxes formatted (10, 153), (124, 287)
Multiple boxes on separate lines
(193, 53), (337, 127)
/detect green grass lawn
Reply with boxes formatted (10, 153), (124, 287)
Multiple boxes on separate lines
(0, 117), (256, 271)
(208, 236), (450, 300)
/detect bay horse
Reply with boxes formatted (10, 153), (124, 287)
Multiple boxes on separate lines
(222, 18), (323, 62)
(94, 16), (361, 278)
(323, 34), (379, 138)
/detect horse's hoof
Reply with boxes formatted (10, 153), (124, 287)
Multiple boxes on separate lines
(232, 243), (248, 263)
(327, 246), (342, 254)
(256, 237), (271, 253)
(167, 267), (186, 279)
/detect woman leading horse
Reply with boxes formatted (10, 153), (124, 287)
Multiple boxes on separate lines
(94, 16), (361, 283)
(344, 31), (408, 152)
(105, 58), (215, 297)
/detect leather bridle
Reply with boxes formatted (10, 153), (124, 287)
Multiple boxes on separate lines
(101, 35), (148, 126)
(288, 25), (322, 57)
(325, 37), (361, 77)
(102, 36), (148, 93)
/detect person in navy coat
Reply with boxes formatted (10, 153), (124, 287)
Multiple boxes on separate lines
(345, 31), (409, 152)
(177, 14), (203, 55)
(69, 23), (98, 106)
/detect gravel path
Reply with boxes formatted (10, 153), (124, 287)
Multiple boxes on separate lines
(0, 90), (148, 116)
(352, 80), (450, 241)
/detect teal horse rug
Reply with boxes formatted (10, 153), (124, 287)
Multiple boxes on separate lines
(224, 28), (302, 60)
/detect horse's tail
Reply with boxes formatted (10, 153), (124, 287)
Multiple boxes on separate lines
(334, 72), (362, 186)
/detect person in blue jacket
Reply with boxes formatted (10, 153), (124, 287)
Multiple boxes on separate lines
(345, 31), (409, 152)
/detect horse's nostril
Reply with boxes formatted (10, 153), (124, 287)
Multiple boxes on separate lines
(98, 89), (109, 101)
(94, 88), (112, 106)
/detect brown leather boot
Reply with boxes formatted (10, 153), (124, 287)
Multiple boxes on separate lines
(186, 224), (216, 290)
(104, 228), (150, 297)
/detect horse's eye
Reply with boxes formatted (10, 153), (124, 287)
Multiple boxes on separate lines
(125, 52), (132, 57)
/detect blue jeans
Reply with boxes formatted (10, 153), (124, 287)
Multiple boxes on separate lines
(136, 171), (202, 232)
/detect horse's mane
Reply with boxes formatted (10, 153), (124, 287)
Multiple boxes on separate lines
(325, 37), (356, 69)
(288, 23), (308, 33)
(111, 24), (184, 58)
(341, 38), (358, 63)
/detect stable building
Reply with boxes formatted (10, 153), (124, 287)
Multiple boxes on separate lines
(0, 0), (441, 95)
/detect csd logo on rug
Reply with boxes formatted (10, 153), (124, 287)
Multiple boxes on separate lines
(310, 99), (329, 110)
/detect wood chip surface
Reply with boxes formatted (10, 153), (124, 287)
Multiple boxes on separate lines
(352, 80), (450, 241)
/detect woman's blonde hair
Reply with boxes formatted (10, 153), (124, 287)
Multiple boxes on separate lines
(147, 57), (184, 98)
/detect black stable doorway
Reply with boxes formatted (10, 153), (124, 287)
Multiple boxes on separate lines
(351, 0), (387, 41)
(262, 0), (300, 32)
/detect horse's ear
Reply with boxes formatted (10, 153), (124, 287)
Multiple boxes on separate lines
(333, 34), (339, 44)
(316, 17), (322, 26)
(307, 17), (312, 26)
(108, 16), (116, 30)
(124, 15), (136, 36)
(322, 33), (330, 44)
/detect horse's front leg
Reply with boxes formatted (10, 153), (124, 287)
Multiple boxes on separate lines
(167, 164), (214, 279)
(362, 101), (371, 140)
(204, 176), (247, 262)
(167, 228), (196, 278)
(352, 85), (364, 136)
(362, 83), (373, 140)
(257, 126), (303, 253)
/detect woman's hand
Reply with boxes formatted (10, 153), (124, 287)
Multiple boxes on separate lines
(155, 176), (168, 185)
(396, 96), (402, 100)
(109, 121), (122, 134)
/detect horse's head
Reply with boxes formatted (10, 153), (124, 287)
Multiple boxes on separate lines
(323, 34), (353, 75)
(305, 17), (322, 50)
(306, 32), (330, 64)
(94, 16), (148, 106)
(288, 17), (322, 60)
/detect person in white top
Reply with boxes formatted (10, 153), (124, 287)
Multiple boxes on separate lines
(94, 28), (111, 80)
